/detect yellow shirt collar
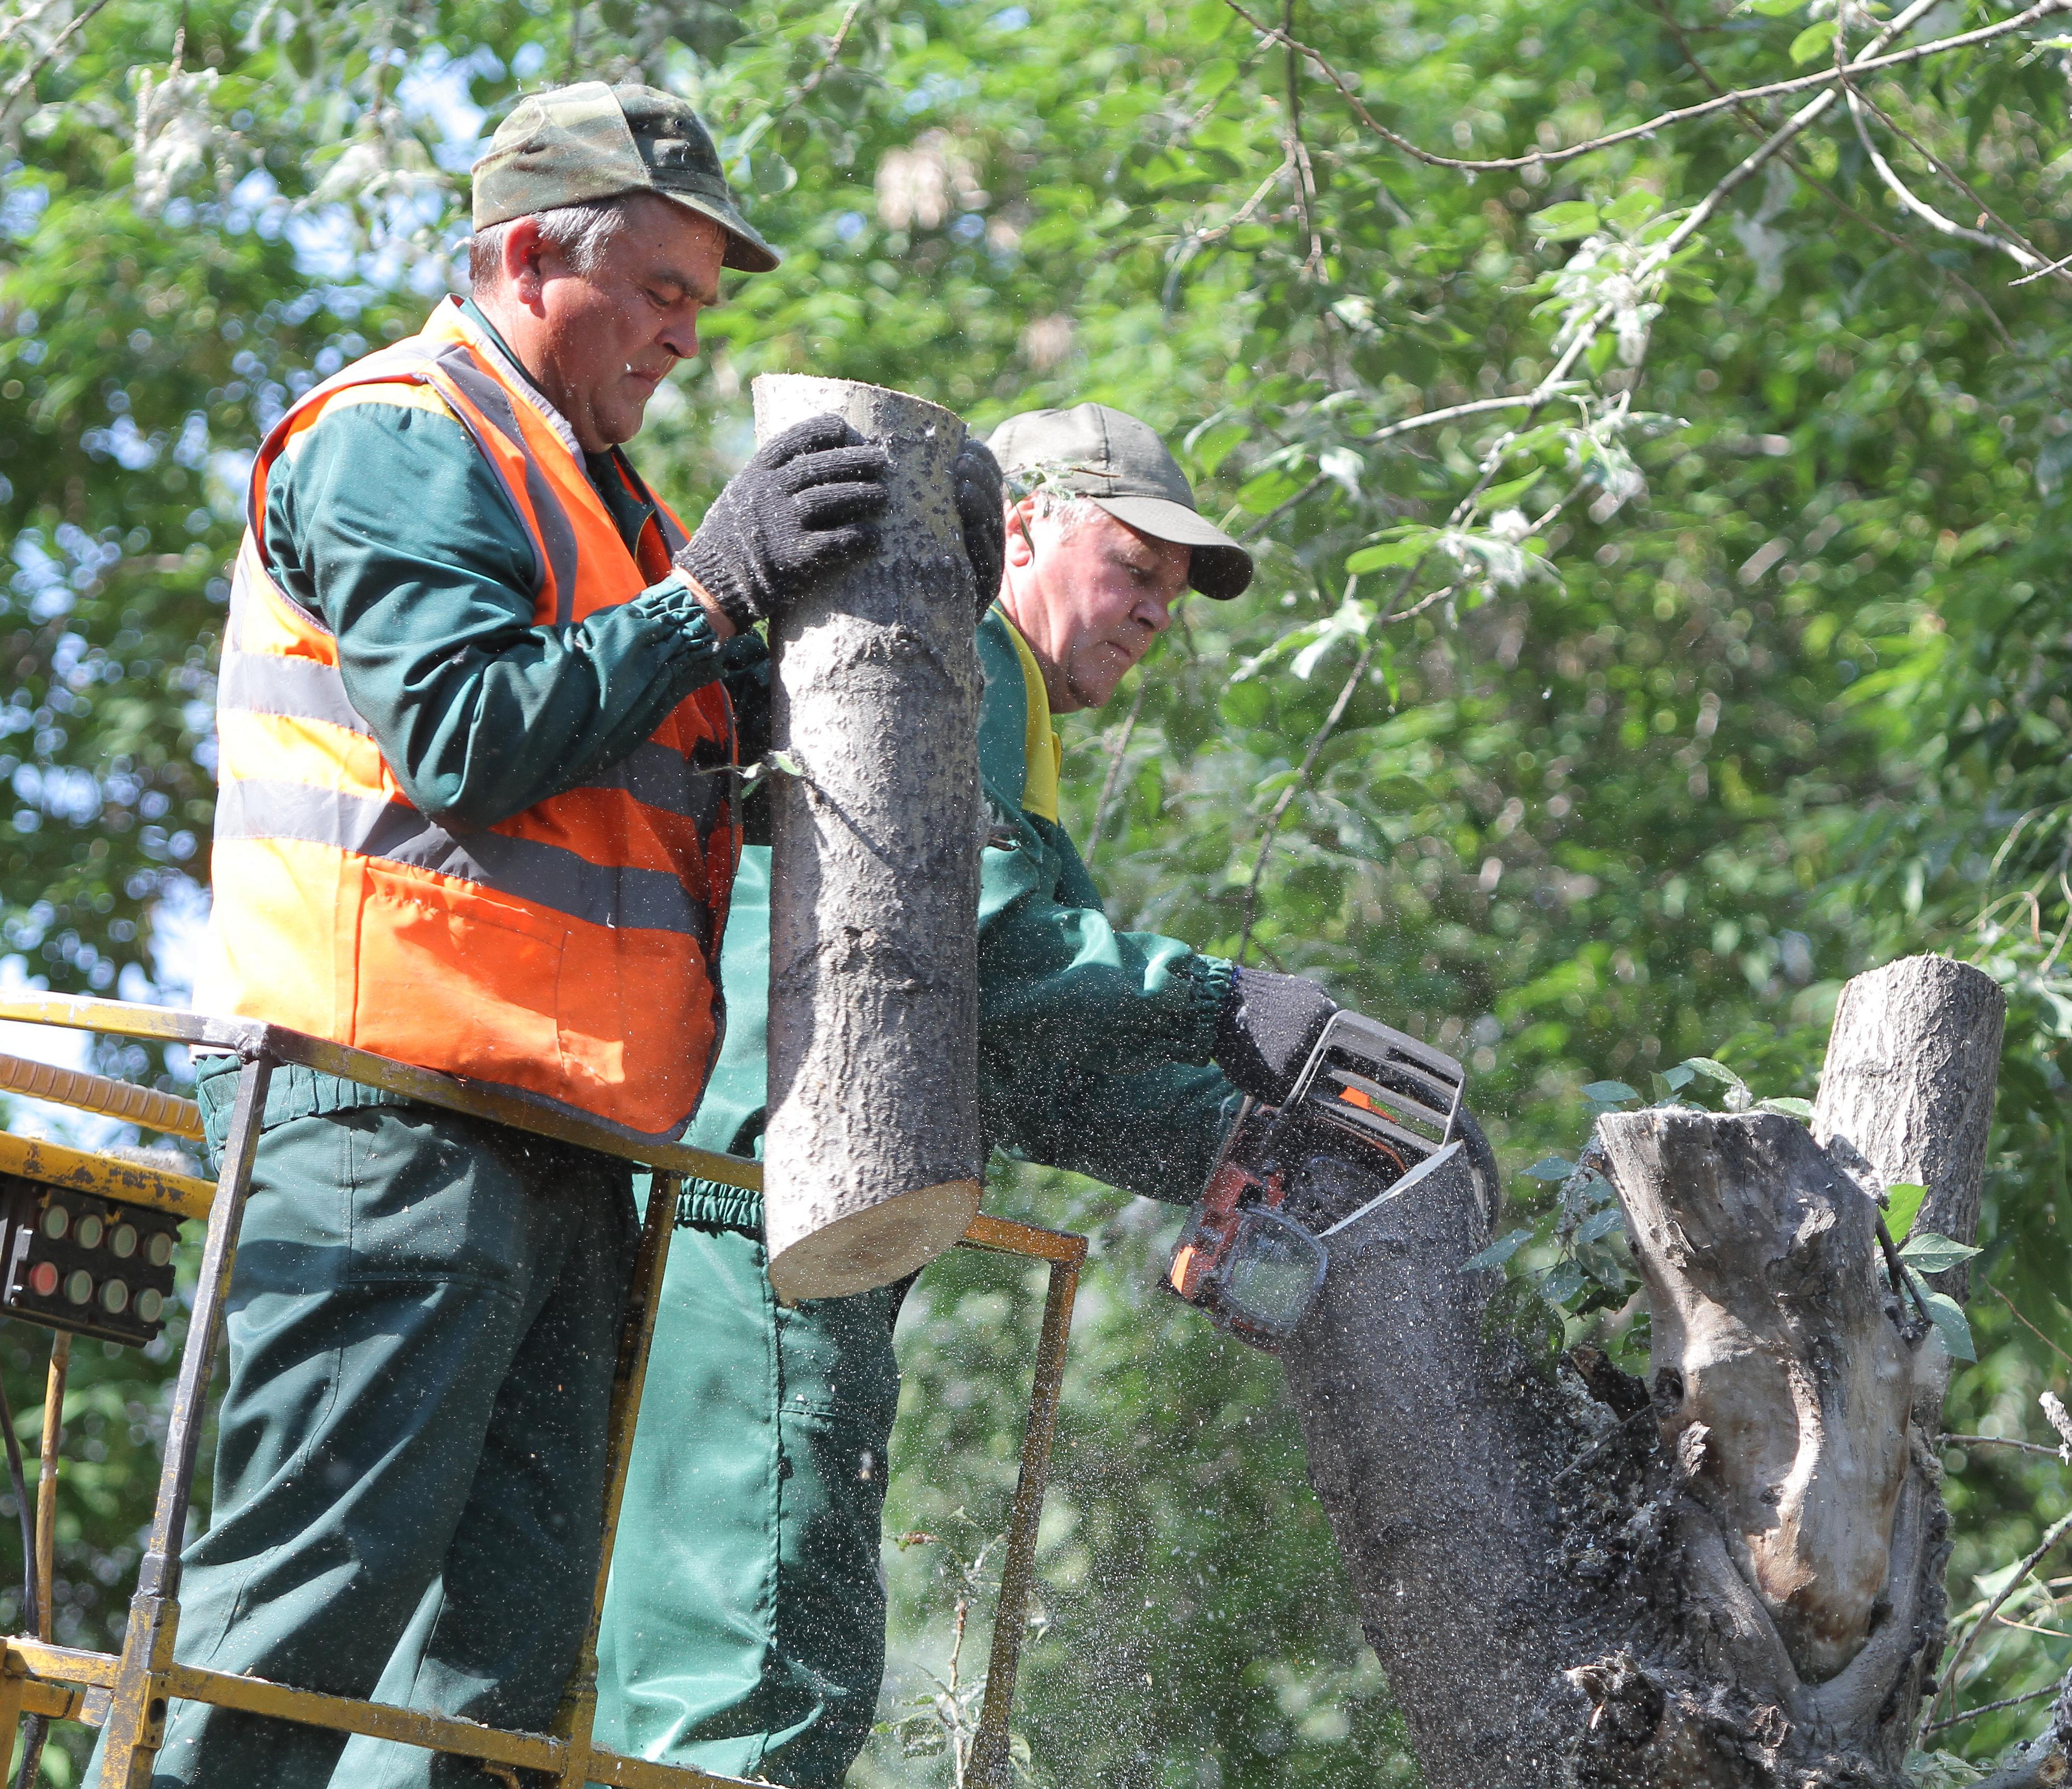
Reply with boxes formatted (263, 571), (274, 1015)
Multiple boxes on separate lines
(999, 610), (1063, 823)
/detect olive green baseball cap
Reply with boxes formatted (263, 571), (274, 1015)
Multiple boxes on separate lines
(987, 403), (1253, 599)
(472, 81), (779, 274)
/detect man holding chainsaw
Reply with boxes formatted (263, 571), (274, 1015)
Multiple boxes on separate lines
(593, 403), (1487, 1785)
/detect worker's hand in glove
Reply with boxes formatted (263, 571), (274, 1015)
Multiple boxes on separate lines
(1213, 967), (1339, 1108)
(677, 414), (891, 631)
(953, 435), (1006, 620)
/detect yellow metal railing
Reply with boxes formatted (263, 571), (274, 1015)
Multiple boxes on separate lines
(0, 995), (1083, 1789)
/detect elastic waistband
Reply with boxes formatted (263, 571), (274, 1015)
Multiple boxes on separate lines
(675, 1176), (763, 1237)
(194, 1057), (419, 1161)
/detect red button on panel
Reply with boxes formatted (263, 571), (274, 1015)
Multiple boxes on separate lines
(28, 1263), (57, 1298)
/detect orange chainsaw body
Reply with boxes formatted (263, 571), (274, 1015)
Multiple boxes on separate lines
(1165, 1012), (1466, 1350)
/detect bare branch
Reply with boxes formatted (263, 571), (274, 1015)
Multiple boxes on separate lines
(1, 0), (110, 119)
(1235, 633), (1376, 962)
(1085, 662), (1157, 866)
(1989, 1281), (2072, 1371)
(1217, 0), (2059, 177)
(1647, 0), (2018, 347)
(1382, 579), (1463, 625)
(1851, 80), (2062, 276)
(1163, 151), (1294, 307)
(1369, 388), (1587, 447)
(1923, 1680), (2065, 1735)
(1940, 1433), (2068, 1460)
(0, 0), (70, 56)
(793, 0), (868, 100)
(1843, 81), (2053, 278)
(1923, 1506), (2072, 1743)
(1282, 0), (1323, 274)
(2012, 247), (2072, 287)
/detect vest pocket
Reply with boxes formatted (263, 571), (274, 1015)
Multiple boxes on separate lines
(351, 864), (567, 1095)
(557, 921), (712, 1134)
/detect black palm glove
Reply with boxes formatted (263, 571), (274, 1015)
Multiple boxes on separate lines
(953, 435), (1005, 620)
(679, 414), (891, 630)
(1213, 967), (1339, 1107)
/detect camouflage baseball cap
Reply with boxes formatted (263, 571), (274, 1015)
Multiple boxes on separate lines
(987, 403), (1253, 599)
(472, 81), (779, 274)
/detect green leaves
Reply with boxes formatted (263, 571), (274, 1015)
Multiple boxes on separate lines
(1884, 1182), (1930, 1242)
(1788, 20), (1837, 63)
(1462, 1226), (1534, 1272)
(1528, 200), (1601, 241)
(1917, 1287), (1979, 1363)
(1898, 1232), (1981, 1277)
(1879, 1194), (1980, 1361)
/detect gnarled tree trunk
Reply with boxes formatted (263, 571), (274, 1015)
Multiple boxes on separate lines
(1282, 954), (2006, 1786)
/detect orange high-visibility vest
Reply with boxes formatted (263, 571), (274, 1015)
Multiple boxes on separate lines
(209, 299), (736, 1136)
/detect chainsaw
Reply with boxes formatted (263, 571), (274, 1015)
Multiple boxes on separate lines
(1164, 1011), (1496, 1351)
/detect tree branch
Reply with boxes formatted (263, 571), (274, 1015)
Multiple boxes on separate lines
(1282, 0), (1322, 274)
(1926, 1681), (2067, 1735)
(1924, 1507), (2072, 1743)
(1164, 150), (1294, 309)
(1085, 662), (1157, 866)
(1235, 629), (1376, 961)
(1941, 1433), (2067, 1460)
(1648, 0), (2019, 345)
(1842, 81), (2053, 278)
(0, 0), (70, 57)
(1845, 77), (2069, 287)
(793, 0), (868, 100)
(1217, 0), (2062, 176)
(1, 0), (110, 118)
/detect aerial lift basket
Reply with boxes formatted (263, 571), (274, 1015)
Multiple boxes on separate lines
(0, 995), (1081, 1789)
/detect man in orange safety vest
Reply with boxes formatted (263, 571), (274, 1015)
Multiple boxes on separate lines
(130, 82), (1001, 1789)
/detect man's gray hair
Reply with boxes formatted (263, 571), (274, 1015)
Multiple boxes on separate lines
(1016, 489), (1099, 541)
(468, 197), (633, 291)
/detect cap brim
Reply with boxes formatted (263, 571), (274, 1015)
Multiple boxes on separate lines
(661, 188), (781, 274)
(1092, 495), (1254, 599)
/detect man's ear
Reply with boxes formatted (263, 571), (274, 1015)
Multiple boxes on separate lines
(502, 216), (549, 310)
(1004, 497), (1038, 567)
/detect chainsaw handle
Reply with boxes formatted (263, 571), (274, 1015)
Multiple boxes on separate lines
(1451, 1106), (1502, 1229)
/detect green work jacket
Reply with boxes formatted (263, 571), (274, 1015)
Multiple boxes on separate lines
(682, 606), (1239, 1223)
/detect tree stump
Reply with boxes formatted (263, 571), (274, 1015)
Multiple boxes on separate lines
(752, 375), (984, 1302)
(1282, 954), (2006, 1786)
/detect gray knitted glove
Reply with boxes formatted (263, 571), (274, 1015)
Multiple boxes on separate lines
(678, 414), (891, 629)
(1213, 967), (1339, 1107)
(953, 435), (1006, 620)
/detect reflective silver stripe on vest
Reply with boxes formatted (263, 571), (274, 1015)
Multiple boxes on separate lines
(217, 649), (372, 737)
(217, 780), (714, 945)
(578, 738), (726, 831)
(244, 340), (449, 534)
(429, 345), (583, 628)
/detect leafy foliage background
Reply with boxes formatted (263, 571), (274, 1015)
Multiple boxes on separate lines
(4, 0), (2072, 1781)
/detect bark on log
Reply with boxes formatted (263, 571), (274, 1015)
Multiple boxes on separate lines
(753, 375), (984, 1302)
(1282, 955), (2004, 1787)
(1599, 1112), (1916, 1687)
(1813, 954), (2006, 1299)
(1281, 1147), (1579, 1784)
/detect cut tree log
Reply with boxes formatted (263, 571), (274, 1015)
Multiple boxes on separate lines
(753, 374), (984, 1302)
(1282, 954), (2006, 1786)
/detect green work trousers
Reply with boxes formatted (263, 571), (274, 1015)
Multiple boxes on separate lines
(104, 1068), (636, 1788)
(592, 1219), (900, 1788)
